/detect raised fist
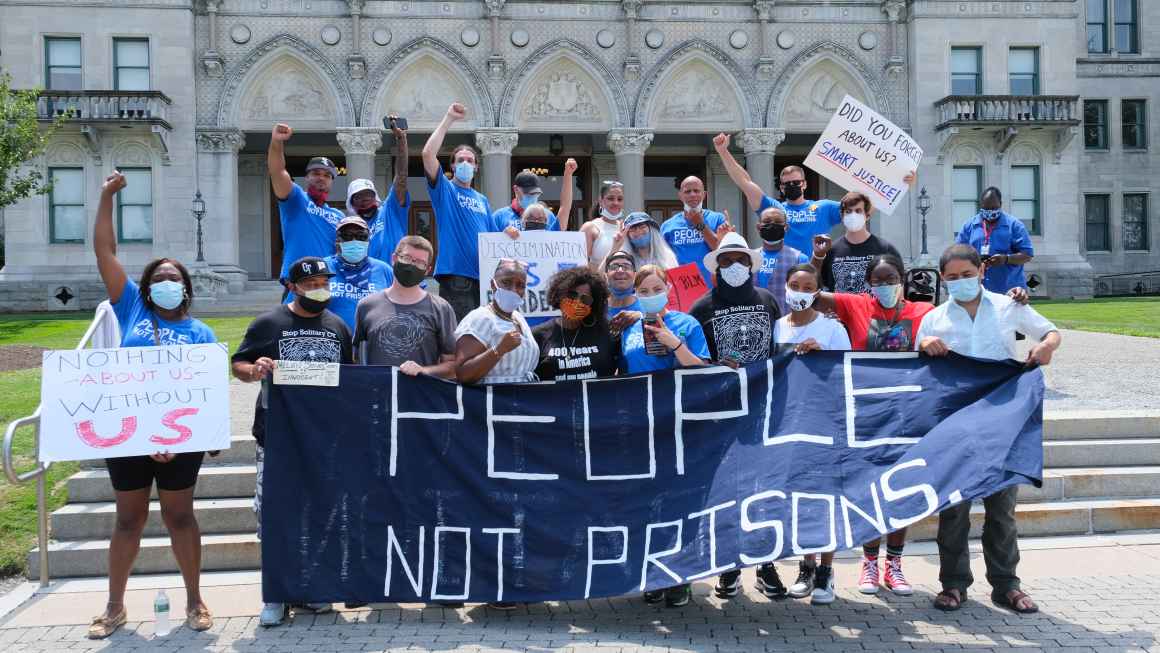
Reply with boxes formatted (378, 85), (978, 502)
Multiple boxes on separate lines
(564, 158), (578, 175)
(102, 171), (127, 195)
(272, 123), (293, 141)
(712, 133), (730, 151)
(446, 103), (467, 121)
(813, 234), (833, 258)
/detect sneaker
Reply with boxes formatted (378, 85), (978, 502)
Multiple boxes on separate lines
(643, 590), (665, 604)
(434, 601), (465, 608)
(714, 570), (743, 598)
(487, 601), (519, 610)
(665, 584), (692, 608)
(883, 555), (914, 595)
(259, 602), (287, 627)
(292, 602), (334, 614)
(858, 556), (880, 594)
(786, 561), (816, 599)
(343, 602), (368, 609)
(810, 566), (836, 605)
(755, 563), (787, 599)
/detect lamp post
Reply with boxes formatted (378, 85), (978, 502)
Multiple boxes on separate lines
(192, 191), (206, 263)
(916, 186), (932, 258)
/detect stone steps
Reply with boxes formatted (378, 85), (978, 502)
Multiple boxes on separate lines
(29, 533), (260, 579)
(1044, 438), (1160, 467)
(1019, 466), (1160, 503)
(67, 465), (257, 503)
(51, 498), (255, 540)
(78, 436), (256, 469)
(908, 496), (1160, 542)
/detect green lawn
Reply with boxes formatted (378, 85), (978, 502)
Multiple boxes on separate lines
(1033, 296), (1160, 339)
(0, 313), (256, 576)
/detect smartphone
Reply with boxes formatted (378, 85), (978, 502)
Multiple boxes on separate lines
(383, 116), (408, 131)
(643, 315), (668, 356)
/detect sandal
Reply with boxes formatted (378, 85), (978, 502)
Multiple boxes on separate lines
(933, 588), (966, 612)
(186, 605), (214, 631)
(993, 589), (1038, 614)
(87, 607), (127, 639)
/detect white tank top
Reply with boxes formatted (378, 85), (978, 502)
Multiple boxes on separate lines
(589, 217), (622, 266)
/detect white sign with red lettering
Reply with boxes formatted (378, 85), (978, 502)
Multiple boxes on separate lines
(39, 344), (231, 462)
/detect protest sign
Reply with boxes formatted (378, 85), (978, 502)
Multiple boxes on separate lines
(274, 361), (341, 387)
(39, 344), (231, 462)
(664, 263), (710, 312)
(262, 353), (1044, 604)
(803, 95), (923, 215)
(477, 231), (589, 318)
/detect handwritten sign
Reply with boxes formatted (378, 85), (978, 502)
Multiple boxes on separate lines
(274, 361), (340, 387)
(39, 344), (231, 462)
(478, 231), (589, 318)
(664, 263), (710, 312)
(803, 95), (923, 215)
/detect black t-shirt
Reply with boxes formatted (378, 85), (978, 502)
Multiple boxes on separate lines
(689, 286), (780, 365)
(231, 305), (353, 446)
(821, 233), (903, 294)
(531, 318), (621, 381)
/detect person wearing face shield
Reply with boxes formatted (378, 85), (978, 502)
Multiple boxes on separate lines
(283, 216), (393, 332)
(86, 172), (218, 640)
(231, 256), (354, 627)
(453, 259), (541, 386)
(954, 187), (1034, 293)
(492, 163), (576, 236)
(604, 212), (680, 271)
(813, 192), (904, 295)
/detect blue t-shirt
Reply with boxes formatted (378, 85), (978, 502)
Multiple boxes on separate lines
(285, 254), (394, 332)
(112, 279), (217, 348)
(491, 205), (560, 232)
(755, 246), (810, 290)
(955, 211), (1035, 293)
(427, 173), (492, 279)
(620, 310), (710, 375)
(278, 184), (345, 282)
(758, 196), (841, 257)
(660, 210), (728, 285)
(368, 187), (411, 261)
(608, 299), (641, 319)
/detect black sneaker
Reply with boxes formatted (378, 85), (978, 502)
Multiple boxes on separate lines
(343, 602), (368, 609)
(643, 589), (665, 604)
(487, 601), (518, 611)
(714, 570), (743, 598)
(787, 561), (816, 599)
(755, 563), (787, 599)
(434, 601), (465, 608)
(665, 584), (692, 608)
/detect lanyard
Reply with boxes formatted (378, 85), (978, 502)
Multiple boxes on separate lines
(981, 218), (998, 245)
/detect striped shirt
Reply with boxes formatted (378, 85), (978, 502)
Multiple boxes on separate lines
(454, 305), (540, 384)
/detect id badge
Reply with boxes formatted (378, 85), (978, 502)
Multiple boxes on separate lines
(980, 243), (991, 257)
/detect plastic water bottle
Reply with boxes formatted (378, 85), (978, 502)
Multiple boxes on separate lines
(153, 589), (171, 637)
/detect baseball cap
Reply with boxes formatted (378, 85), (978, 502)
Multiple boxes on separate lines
(288, 256), (336, 284)
(513, 170), (542, 195)
(305, 157), (338, 179)
(337, 216), (369, 232)
(345, 178), (379, 213)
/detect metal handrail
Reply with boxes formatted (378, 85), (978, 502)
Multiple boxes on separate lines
(1, 306), (116, 586)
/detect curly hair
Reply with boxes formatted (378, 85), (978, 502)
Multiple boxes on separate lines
(547, 266), (609, 325)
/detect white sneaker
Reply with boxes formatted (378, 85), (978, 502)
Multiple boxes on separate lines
(259, 602), (286, 627)
(810, 566), (835, 605)
(787, 561), (815, 599)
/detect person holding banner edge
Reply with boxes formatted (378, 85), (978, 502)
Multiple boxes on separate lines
(532, 266), (620, 381)
(88, 171), (216, 638)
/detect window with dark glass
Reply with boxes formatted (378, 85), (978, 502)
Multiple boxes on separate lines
(1085, 194), (1110, 251)
(1123, 193), (1148, 251)
(1085, 100), (1108, 149)
(1087, 0), (1108, 53)
(1122, 100), (1147, 149)
(1115, 0), (1138, 53)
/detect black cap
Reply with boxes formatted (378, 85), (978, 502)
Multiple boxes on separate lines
(513, 170), (542, 194)
(305, 157), (338, 179)
(288, 256), (336, 284)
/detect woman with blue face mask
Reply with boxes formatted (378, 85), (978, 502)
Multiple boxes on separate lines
(605, 212), (679, 271)
(453, 258), (541, 386)
(88, 172), (217, 639)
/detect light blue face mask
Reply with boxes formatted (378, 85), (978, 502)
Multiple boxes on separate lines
(637, 291), (668, 314)
(630, 232), (652, 249)
(518, 193), (539, 210)
(149, 280), (185, 311)
(871, 284), (901, 309)
(454, 161), (475, 184)
(340, 240), (369, 264)
(947, 276), (982, 303)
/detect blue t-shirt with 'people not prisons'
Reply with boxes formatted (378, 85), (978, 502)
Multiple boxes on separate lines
(619, 310), (710, 375)
(277, 184), (345, 282)
(368, 187), (411, 261)
(491, 205), (560, 232)
(660, 210), (728, 285)
(757, 196), (841, 257)
(427, 173), (493, 279)
(285, 254), (394, 332)
(112, 279), (217, 348)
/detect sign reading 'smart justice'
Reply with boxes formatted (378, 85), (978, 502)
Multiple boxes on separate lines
(803, 96), (923, 215)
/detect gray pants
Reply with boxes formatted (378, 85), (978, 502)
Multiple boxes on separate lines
(437, 274), (481, 323)
(937, 485), (1021, 597)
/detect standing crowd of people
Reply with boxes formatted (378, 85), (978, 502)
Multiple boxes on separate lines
(82, 103), (1057, 638)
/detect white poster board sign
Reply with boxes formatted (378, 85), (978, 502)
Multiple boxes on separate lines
(477, 231), (589, 318)
(274, 360), (340, 387)
(802, 95), (923, 215)
(39, 343), (231, 462)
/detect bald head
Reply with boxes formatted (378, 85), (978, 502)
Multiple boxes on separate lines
(678, 176), (706, 208)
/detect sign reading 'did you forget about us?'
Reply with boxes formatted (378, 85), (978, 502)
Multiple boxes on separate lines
(803, 95), (923, 215)
(39, 344), (231, 462)
(478, 231), (588, 318)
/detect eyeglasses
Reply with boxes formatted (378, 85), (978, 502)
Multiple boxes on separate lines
(566, 290), (594, 305)
(338, 231), (369, 242)
(606, 262), (634, 272)
(396, 253), (429, 268)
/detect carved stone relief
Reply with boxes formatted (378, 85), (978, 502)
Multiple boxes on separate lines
(379, 54), (476, 130)
(112, 141), (153, 167)
(44, 141), (89, 166)
(240, 55), (336, 126)
(651, 60), (741, 128)
(783, 60), (868, 127)
(516, 58), (611, 129)
(953, 143), (984, 166)
(1009, 142), (1042, 165)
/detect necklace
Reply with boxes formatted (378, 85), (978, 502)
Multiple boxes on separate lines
(489, 303), (514, 323)
(559, 321), (583, 362)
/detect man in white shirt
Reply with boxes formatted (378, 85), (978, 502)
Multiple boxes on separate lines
(917, 244), (1061, 616)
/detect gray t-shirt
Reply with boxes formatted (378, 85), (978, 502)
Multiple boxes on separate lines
(353, 291), (458, 367)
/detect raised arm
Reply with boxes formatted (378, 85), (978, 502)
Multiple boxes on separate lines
(557, 158), (577, 230)
(389, 115), (409, 205)
(713, 133), (767, 213)
(94, 172), (129, 302)
(267, 123), (295, 201)
(422, 103), (465, 183)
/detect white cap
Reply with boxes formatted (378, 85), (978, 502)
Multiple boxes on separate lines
(703, 231), (763, 275)
(346, 178), (379, 214)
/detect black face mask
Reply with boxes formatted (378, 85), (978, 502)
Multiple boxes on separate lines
(393, 261), (426, 288)
(297, 294), (331, 314)
(781, 182), (804, 201)
(759, 223), (786, 242)
(523, 222), (547, 231)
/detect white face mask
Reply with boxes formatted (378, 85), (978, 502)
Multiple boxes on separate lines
(600, 207), (624, 221)
(784, 287), (818, 312)
(842, 211), (866, 232)
(683, 202), (702, 214)
(719, 262), (751, 288)
(492, 284), (524, 313)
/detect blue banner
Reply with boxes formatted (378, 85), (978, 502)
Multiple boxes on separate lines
(261, 352), (1044, 603)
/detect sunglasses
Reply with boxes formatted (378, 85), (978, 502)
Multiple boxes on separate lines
(566, 290), (594, 305)
(338, 232), (369, 242)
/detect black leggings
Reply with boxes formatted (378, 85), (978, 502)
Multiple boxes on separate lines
(105, 452), (205, 492)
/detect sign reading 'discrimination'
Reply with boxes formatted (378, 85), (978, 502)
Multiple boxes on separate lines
(803, 95), (923, 215)
(39, 344), (231, 462)
(478, 231), (588, 318)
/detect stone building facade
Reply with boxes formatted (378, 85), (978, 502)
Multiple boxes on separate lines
(1, 0), (1156, 310)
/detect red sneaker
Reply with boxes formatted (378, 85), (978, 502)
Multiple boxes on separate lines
(858, 555), (880, 595)
(884, 555), (914, 596)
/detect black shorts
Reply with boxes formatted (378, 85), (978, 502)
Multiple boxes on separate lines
(104, 452), (205, 492)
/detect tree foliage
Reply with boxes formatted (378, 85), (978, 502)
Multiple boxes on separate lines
(0, 70), (63, 210)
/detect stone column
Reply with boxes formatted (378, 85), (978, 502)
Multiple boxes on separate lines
(195, 129), (246, 290)
(347, 0), (366, 78)
(882, 0), (906, 76)
(736, 128), (783, 242)
(336, 128), (383, 183)
(607, 129), (654, 213)
(201, 0), (224, 77)
(484, 0), (507, 79)
(476, 130), (519, 210)
(622, 0), (643, 80)
(754, 1), (776, 80)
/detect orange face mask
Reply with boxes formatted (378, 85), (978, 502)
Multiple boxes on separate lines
(560, 297), (592, 321)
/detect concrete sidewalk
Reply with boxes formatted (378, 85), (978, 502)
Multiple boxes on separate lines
(2, 534), (1160, 651)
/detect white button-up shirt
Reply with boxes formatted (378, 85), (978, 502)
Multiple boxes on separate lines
(915, 289), (1057, 361)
